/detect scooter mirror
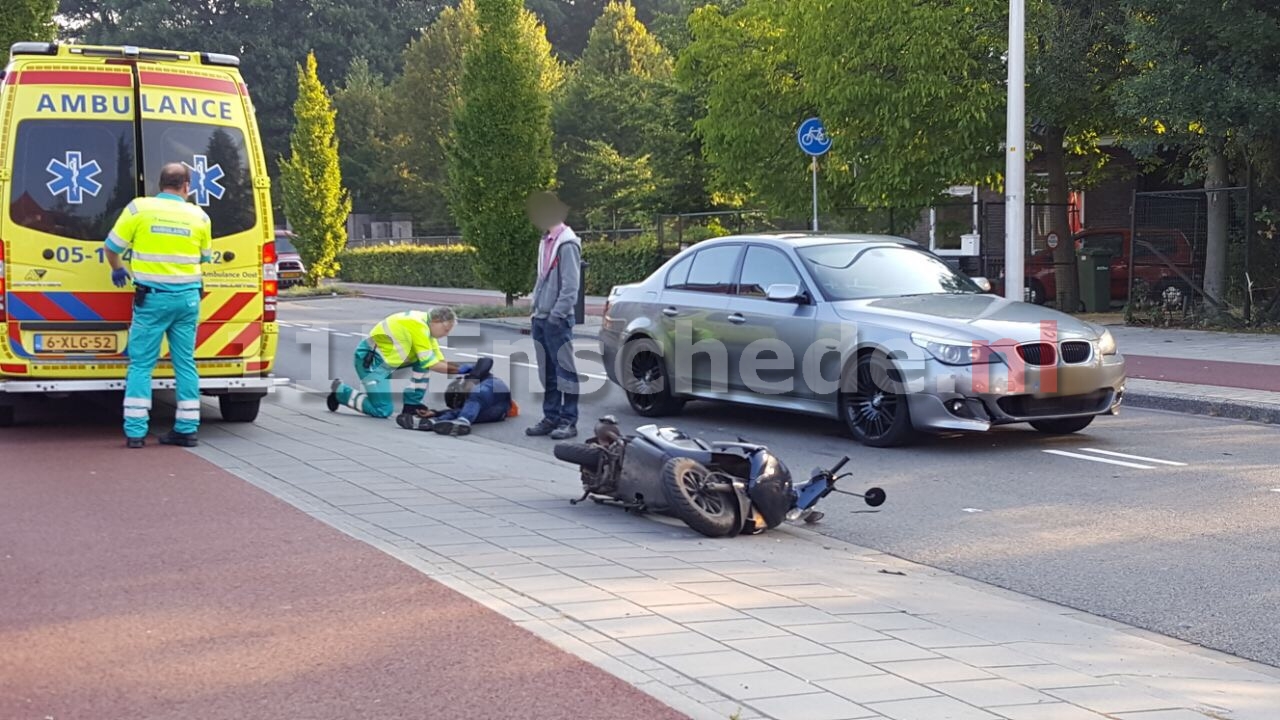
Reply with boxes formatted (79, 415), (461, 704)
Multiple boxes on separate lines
(863, 487), (886, 507)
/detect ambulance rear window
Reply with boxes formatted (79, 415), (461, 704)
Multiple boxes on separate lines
(7, 119), (137, 241)
(142, 121), (257, 238)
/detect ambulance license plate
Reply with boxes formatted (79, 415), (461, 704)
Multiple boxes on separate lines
(34, 334), (118, 353)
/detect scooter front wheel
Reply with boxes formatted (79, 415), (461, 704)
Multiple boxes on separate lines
(661, 457), (737, 538)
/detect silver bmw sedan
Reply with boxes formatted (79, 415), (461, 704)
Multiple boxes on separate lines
(599, 233), (1126, 447)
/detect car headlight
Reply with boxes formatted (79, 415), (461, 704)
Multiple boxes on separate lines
(911, 333), (999, 365)
(1098, 328), (1117, 356)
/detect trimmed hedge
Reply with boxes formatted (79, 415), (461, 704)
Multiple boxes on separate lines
(337, 236), (664, 296)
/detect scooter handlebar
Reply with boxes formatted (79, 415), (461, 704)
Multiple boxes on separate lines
(829, 456), (850, 476)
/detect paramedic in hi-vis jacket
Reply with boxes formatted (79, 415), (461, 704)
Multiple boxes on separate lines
(103, 163), (213, 449)
(327, 307), (466, 420)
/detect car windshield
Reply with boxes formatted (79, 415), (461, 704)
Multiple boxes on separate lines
(797, 243), (982, 300)
(274, 233), (297, 254)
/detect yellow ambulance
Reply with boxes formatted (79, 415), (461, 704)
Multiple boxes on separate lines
(0, 42), (282, 426)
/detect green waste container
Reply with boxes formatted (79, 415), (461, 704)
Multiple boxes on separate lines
(1077, 247), (1114, 312)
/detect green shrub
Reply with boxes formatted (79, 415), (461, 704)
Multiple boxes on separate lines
(581, 235), (662, 294)
(338, 245), (481, 287)
(338, 236), (663, 296)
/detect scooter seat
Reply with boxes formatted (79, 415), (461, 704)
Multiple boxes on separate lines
(634, 424), (711, 454)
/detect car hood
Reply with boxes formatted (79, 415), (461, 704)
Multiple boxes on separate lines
(830, 293), (1103, 344)
(278, 252), (303, 263)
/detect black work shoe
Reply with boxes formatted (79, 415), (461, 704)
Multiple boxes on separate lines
(395, 413), (416, 430)
(549, 424), (578, 440)
(526, 418), (557, 436)
(434, 419), (471, 436)
(326, 379), (341, 412)
(126, 437), (145, 449)
(159, 431), (199, 447)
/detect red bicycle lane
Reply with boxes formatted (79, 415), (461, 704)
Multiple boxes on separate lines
(0, 426), (688, 720)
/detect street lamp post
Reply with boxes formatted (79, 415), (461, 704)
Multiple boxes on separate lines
(1005, 0), (1026, 302)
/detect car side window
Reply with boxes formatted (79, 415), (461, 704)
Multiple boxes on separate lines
(736, 245), (803, 298)
(1078, 233), (1124, 257)
(665, 254), (693, 288)
(671, 244), (741, 294)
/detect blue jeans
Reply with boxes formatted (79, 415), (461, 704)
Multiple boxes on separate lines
(123, 287), (201, 438)
(532, 315), (578, 426)
(434, 378), (511, 424)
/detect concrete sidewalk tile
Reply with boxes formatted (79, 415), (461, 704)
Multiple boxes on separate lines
(534, 552), (608, 569)
(1046, 685), (1184, 714)
(339, 501), (403, 515)
(819, 674), (937, 704)
(1111, 707), (1218, 712)
(831, 639), (942, 664)
(931, 679), (1055, 708)
(659, 650), (774, 678)
(654, 602), (750, 624)
(562, 564), (647, 581)
(616, 555), (692, 571)
(557, 598), (653, 622)
(618, 652), (666, 673)
(650, 568), (729, 584)
(354, 509), (438, 529)
(747, 606), (844, 628)
(994, 665), (1111, 691)
(769, 653), (883, 682)
(700, 669), (817, 700)
(686, 618), (791, 642)
(748, 692), (880, 720)
(616, 588), (706, 607)
(993, 704), (1110, 720)
(878, 658), (995, 684)
(394, 524), (481, 546)
(524, 586), (616, 605)
(497, 573), (588, 594)
(620, 631), (729, 657)
(848, 613), (941, 632)
(592, 577), (670, 594)
(730, 636), (837, 660)
(791, 622), (890, 645)
(478, 562), (560, 580)
(761, 583), (847, 600)
(941, 646), (1053, 669)
(868, 695), (1000, 720)
(887, 627), (989, 649)
(808, 595), (902, 616)
(589, 615), (687, 639)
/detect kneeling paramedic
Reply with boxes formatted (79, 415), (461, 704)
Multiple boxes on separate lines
(397, 357), (517, 436)
(104, 163), (213, 449)
(327, 307), (464, 419)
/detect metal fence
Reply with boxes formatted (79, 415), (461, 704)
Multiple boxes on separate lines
(1124, 187), (1279, 325)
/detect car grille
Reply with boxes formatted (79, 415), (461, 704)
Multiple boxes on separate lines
(1015, 343), (1057, 366)
(1060, 341), (1092, 364)
(279, 261), (303, 272)
(997, 389), (1112, 418)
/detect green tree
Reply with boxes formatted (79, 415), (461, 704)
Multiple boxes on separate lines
(280, 52), (352, 287)
(1, 0), (56, 50)
(682, 0), (1005, 215)
(333, 57), (405, 217)
(1118, 0), (1280, 308)
(396, 0), (561, 230)
(1026, 0), (1129, 311)
(446, 0), (557, 304)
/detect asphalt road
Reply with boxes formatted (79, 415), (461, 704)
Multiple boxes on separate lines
(267, 296), (1280, 669)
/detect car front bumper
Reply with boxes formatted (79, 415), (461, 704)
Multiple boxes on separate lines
(904, 356), (1127, 433)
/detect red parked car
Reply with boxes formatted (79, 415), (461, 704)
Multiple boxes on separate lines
(1009, 227), (1199, 308)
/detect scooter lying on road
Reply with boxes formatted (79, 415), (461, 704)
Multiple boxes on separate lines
(552, 417), (886, 538)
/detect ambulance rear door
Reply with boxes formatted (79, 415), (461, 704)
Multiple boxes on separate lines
(136, 66), (266, 373)
(0, 62), (137, 371)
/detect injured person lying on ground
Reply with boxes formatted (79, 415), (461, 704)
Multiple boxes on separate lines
(396, 358), (517, 436)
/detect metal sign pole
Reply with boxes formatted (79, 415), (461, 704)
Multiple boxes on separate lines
(812, 158), (819, 232)
(1004, 0), (1026, 301)
(798, 117), (831, 232)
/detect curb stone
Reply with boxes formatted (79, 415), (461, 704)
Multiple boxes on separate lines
(1123, 388), (1280, 426)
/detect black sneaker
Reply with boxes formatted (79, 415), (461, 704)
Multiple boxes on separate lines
(434, 418), (471, 436)
(395, 413), (416, 430)
(549, 424), (577, 440)
(525, 418), (557, 436)
(158, 431), (198, 447)
(126, 437), (145, 449)
(326, 379), (341, 412)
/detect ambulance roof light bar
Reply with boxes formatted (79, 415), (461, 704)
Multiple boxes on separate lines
(9, 42), (58, 58)
(200, 52), (241, 68)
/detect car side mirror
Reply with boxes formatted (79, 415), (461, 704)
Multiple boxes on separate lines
(971, 277), (993, 293)
(766, 283), (804, 303)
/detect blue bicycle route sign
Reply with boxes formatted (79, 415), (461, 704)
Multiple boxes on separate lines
(797, 117), (832, 156)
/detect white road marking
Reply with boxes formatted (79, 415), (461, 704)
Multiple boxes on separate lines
(1042, 449), (1155, 470)
(962, 508), (984, 513)
(1078, 448), (1187, 467)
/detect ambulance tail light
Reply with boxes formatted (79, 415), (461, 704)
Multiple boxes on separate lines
(0, 240), (6, 323)
(263, 240), (278, 323)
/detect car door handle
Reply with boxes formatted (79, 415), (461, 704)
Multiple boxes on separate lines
(728, 313), (746, 324)
(663, 307), (679, 317)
